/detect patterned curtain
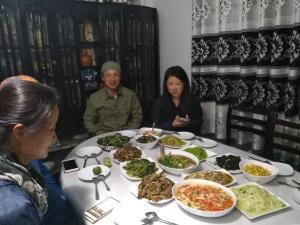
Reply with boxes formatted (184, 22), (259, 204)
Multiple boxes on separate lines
(191, 0), (300, 156)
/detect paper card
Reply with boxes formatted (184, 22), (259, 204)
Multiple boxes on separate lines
(83, 197), (120, 224)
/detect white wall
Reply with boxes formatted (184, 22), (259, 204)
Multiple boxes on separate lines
(134, 0), (192, 93)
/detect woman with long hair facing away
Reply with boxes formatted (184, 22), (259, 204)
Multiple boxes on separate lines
(151, 66), (202, 134)
(0, 76), (59, 225)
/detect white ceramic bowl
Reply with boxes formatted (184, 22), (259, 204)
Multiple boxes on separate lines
(239, 159), (279, 184)
(139, 127), (162, 136)
(172, 179), (236, 217)
(134, 134), (159, 150)
(156, 149), (199, 174)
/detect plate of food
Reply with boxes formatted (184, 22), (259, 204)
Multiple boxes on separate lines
(206, 153), (242, 173)
(78, 165), (110, 181)
(159, 135), (189, 149)
(231, 182), (289, 219)
(173, 179), (236, 217)
(111, 146), (145, 163)
(97, 134), (130, 151)
(120, 158), (162, 181)
(130, 173), (174, 204)
(180, 145), (216, 161)
(182, 169), (236, 186)
(76, 146), (102, 158)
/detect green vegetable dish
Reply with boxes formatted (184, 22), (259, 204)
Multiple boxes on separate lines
(123, 159), (158, 178)
(159, 135), (186, 148)
(97, 134), (130, 148)
(232, 183), (288, 219)
(184, 147), (207, 160)
(158, 154), (196, 169)
(136, 135), (157, 143)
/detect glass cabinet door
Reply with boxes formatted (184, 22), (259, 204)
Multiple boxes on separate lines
(24, 5), (56, 86)
(0, 3), (23, 80)
(56, 11), (82, 111)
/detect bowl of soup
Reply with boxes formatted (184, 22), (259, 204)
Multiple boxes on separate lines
(156, 149), (199, 174)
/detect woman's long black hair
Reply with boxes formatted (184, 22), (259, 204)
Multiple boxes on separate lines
(162, 66), (192, 116)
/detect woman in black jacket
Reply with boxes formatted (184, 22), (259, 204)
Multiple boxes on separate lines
(151, 66), (202, 134)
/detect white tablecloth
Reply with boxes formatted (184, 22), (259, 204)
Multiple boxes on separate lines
(60, 130), (300, 225)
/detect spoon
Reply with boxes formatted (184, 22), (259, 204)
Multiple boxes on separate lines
(83, 155), (88, 168)
(98, 174), (110, 191)
(277, 181), (300, 190)
(92, 177), (101, 200)
(145, 212), (179, 225)
(91, 153), (101, 165)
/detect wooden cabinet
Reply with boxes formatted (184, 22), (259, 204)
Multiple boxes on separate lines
(0, 0), (159, 134)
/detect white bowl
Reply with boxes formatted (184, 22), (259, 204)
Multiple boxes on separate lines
(156, 149), (199, 174)
(134, 134), (159, 150)
(172, 179), (236, 217)
(239, 159), (278, 184)
(139, 127), (162, 136)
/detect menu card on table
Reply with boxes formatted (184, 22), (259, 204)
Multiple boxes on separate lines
(83, 197), (120, 224)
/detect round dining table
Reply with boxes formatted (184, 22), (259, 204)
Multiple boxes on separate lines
(60, 130), (300, 225)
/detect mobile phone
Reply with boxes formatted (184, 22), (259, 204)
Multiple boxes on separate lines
(62, 159), (79, 173)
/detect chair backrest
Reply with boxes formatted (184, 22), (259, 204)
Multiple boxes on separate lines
(226, 104), (273, 157)
(270, 116), (300, 162)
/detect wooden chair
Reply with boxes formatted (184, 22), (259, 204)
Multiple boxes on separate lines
(226, 104), (274, 157)
(269, 116), (300, 164)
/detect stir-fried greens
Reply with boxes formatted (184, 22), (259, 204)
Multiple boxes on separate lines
(123, 159), (158, 178)
(136, 135), (157, 143)
(138, 173), (174, 202)
(184, 146), (207, 160)
(158, 153), (196, 169)
(97, 134), (130, 147)
(216, 154), (241, 170)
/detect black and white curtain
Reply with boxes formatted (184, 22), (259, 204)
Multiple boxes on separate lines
(191, 0), (300, 148)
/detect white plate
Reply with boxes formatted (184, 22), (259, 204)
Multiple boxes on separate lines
(110, 146), (146, 164)
(179, 144), (216, 161)
(175, 132), (195, 140)
(193, 137), (217, 148)
(271, 161), (294, 176)
(117, 130), (136, 138)
(232, 182), (290, 219)
(206, 153), (242, 174)
(78, 165), (110, 181)
(76, 146), (102, 158)
(182, 169), (237, 187)
(120, 158), (162, 181)
(129, 182), (174, 205)
(160, 135), (189, 149)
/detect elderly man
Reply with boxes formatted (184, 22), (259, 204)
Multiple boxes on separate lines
(83, 61), (143, 135)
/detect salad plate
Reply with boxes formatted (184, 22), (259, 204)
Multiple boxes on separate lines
(120, 158), (162, 181)
(231, 182), (289, 219)
(206, 153), (242, 174)
(76, 146), (102, 158)
(78, 165), (110, 181)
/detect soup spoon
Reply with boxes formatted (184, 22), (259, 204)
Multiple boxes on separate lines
(145, 212), (179, 225)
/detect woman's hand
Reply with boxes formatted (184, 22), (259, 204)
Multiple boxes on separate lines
(172, 115), (190, 128)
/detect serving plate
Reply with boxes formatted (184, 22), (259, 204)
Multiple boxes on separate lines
(206, 153), (242, 174)
(174, 131), (195, 140)
(120, 158), (162, 181)
(182, 169), (237, 187)
(78, 165), (110, 181)
(179, 144), (216, 161)
(110, 146), (146, 164)
(76, 146), (102, 158)
(117, 130), (136, 138)
(159, 135), (189, 149)
(193, 137), (217, 148)
(173, 179), (236, 217)
(129, 182), (174, 205)
(231, 182), (290, 219)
